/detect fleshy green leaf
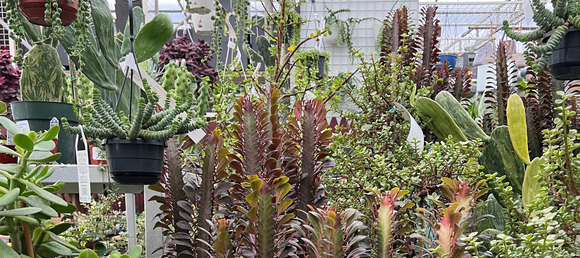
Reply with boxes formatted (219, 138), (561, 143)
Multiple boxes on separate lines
(0, 116), (22, 135)
(17, 179), (68, 206)
(507, 94), (530, 165)
(0, 145), (20, 157)
(522, 157), (546, 211)
(13, 134), (34, 152)
(37, 126), (60, 143)
(0, 238), (19, 258)
(28, 152), (61, 163)
(34, 139), (56, 152)
(0, 207), (42, 216)
(78, 249), (100, 258)
(129, 245), (143, 258)
(0, 189), (20, 207)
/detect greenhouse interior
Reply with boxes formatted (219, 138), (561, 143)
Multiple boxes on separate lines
(1, 0), (580, 257)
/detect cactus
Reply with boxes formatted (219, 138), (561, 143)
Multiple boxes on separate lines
(435, 91), (489, 142)
(507, 94), (531, 165)
(19, 44), (64, 102)
(522, 157), (546, 212)
(414, 97), (467, 142)
(62, 78), (206, 141)
(480, 126), (525, 195)
(53, 1), (173, 113)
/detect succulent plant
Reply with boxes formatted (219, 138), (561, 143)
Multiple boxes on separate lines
(159, 36), (218, 84)
(61, 78), (208, 141)
(503, 0), (580, 72)
(0, 47), (20, 120)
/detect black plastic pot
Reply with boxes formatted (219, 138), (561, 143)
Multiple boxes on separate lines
(317, 54), (326, 80)
(103, 138), (167, 185)
(545, 26), (580, 80)
(11, 101), (79, 164)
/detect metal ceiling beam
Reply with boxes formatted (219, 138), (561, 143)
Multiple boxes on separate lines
(420, 1), (523, 5)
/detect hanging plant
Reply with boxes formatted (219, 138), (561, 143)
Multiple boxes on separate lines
(284, 9), (303, 46)
(5, 0), (91, 61)
(324, 7), (374, 60)
(294, 49), (330, 81)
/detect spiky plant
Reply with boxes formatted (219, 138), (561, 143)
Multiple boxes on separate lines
(480, 41), (519, 133)
(366, 188), (414, 258)
(379, 6), (418, 67)
(295, 206), (369, 258)
(415, 6), (442, 90)
(62, 78), (208, 141)
(503, 0), (580, 72)
(148, 130), (231, 258)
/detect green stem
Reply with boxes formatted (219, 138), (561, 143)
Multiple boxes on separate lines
(32, 229), (46, 253)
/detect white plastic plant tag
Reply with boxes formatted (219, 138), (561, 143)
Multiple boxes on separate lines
(394, 103), (424, 150)
(91, 147), (106, 161)
(16, 120), (30, 131)
(50, 117), (59, 140)
(120, 53), (139, 71)
(227, 40), (236, 49)
(75, 126), (91, 203)
(189, 128), (206, 144)
(6, 131), (14, 145)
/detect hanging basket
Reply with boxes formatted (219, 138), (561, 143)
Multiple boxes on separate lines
(323, 23), (339, 45)
(19, 0), (79, 27)
(103, 138), (166, 185)
(192, 10), (215, 36)
(544, 26), (580, 80)
(187, 0), (213, 14)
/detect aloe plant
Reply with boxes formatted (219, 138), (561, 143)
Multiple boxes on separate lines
(0, 117), (78, 258)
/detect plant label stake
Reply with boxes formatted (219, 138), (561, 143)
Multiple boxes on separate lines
(75, 126), (91, 203)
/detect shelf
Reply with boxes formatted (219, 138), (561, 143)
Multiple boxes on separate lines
(42, 165), (144, 193)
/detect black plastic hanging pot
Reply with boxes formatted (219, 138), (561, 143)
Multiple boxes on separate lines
(103, 138), (167, 185)
(317, 54), (326, 80)
(544, 26), (580, 80)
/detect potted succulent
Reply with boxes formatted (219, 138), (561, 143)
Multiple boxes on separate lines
(62, 79), (209, 185)
(503, 0), (580, 79)
(323, 8), (372, 58)
(283, 9), (303, 46)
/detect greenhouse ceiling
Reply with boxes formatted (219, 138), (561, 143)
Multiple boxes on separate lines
(104, 0), (542, 54)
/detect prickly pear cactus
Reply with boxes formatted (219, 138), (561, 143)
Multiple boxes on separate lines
(20, 44), (64, 102)
(507, 94), (530, 165)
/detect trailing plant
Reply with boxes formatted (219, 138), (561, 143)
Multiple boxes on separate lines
(61, 78), (207, 141)
(283, 9), (303, 46)
(159, 36), (218, 84)
(0, 46), (20, 120)
(324, 7), (373, 60)
(5, 0), (91, 61)
(502, 0), (580, 72)
(293, 49), (330, 81)
(0, 117), (79, 258)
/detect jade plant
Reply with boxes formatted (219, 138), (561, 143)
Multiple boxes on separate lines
(61, 78), (208, 141)
(0, 117), (79, 258)
(502, 0), (580, 72)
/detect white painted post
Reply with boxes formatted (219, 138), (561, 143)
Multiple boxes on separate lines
(125, 193), (137, 251)
(144, 186), (164, 258)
